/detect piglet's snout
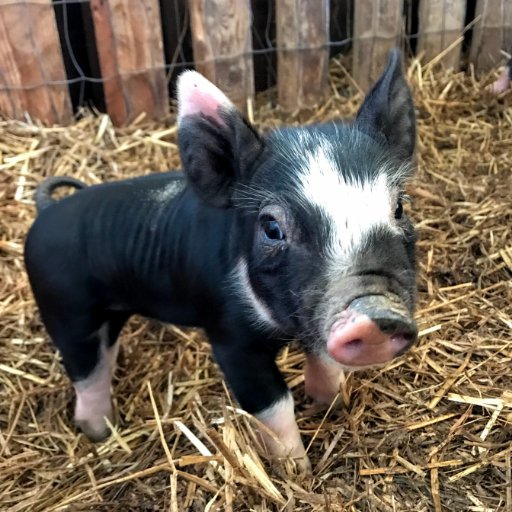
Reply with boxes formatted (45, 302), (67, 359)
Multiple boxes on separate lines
(326, 297), (417, 367)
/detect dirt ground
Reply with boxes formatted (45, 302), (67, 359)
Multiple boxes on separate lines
(1, 56), (511, 511)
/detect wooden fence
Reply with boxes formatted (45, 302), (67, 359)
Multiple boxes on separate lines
(0, 0), (511, 126)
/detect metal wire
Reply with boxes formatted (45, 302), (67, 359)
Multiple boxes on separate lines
(0, 0), (484, 100)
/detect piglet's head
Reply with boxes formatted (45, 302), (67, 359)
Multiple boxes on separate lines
(177, 71), (263, 208)
(177, 51), (419, 370)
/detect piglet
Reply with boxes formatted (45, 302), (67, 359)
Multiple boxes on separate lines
(25, 49), (418, 471)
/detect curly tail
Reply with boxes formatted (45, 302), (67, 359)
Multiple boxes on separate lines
(35, 176), (87, 212)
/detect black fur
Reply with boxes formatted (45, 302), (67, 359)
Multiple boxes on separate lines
(356, 48), (416, 164)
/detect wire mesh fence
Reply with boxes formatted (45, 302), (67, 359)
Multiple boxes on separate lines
(0, 0), (510, 125)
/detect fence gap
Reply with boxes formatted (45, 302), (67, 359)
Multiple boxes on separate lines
(403, 0), (420, 55)
(0, 0), (72, 125)
(251, 0), (277, 92)
(159, 0), (193, 97)
(187, 0), (254, 115)
(89, 0), (169, 126)
(276, 0), (329, 110)
(329, 0), (352, 57)
(53, 1), (105, 112)
(353, 0), (403, 91)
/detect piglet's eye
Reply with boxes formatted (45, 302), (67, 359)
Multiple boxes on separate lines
(394, 200), (403, 220)
(261, 217), (285, 241)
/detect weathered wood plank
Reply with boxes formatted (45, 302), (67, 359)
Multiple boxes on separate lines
(90, 0), (168, 126)
(276, 0), (329, 110)
(417, 0), (466, 69)
(353, 0), (403, 91)
(187, 0), (254, 114)
(470, 0), (512, 71)
(0, 0), (72, 125)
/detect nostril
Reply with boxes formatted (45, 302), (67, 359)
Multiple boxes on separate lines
(343, 338), (363, 353)
(390, 333), (415, 353)
(375, 317), (415, 335)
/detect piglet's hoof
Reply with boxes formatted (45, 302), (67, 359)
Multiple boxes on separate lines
(75, 409), (114, 442)
(270, 451), (312, 476)
(75, 418), (112, 442)
(292, 454), (312, 474)
(73, 377), (115, 442)
(271, 441), (312, 475)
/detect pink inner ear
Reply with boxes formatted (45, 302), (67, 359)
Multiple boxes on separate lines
(177, 70), (233, 125)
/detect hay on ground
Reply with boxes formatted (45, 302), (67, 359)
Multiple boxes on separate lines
(0, 56), (511, 511)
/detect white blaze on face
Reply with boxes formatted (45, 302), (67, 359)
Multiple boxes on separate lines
(297, 139), (399, 260)
(231, 259), (279, 330)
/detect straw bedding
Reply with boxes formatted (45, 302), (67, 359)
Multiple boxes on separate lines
(1, 57), (511, 511)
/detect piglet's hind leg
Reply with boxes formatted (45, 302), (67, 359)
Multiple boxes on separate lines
(73, 332), (118, 441)
(54, 316), (126, 442)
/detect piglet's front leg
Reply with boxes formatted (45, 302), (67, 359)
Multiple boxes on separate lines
(255, 392), (310, 472)
(304, 353), (344, 407)
(211, 341), (311, 472)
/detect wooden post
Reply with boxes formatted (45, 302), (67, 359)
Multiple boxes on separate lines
(187, 0), (254, 114)
(353, 0), (403, 91)
(417, 0), (466, 69)
(470, 0), (512, 71)
(89, 0), (169, 126)
(0, 0), (72, 125)
(276, 0), (329, 110)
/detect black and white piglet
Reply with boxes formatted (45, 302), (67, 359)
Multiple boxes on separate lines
(25, 49), (418, 471)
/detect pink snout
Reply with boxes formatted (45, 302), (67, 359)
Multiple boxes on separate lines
(327, 310), (416, 367)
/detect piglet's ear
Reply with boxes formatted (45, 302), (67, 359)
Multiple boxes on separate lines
(177, 71), (263, 208)
(356, 49), (416, 163)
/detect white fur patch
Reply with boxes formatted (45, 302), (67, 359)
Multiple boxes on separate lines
(74, 324), (118, 439)
(255, 392), (309, 467)
(231, 259), (279, 330)
(293, 133), (400, 260)
(256, 391), (295, 423)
